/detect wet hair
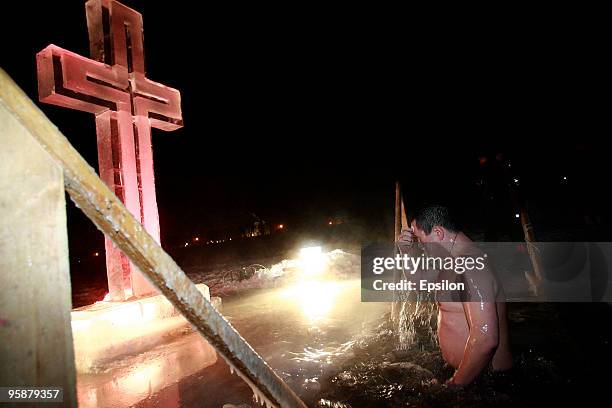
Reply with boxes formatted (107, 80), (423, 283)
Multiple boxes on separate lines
(413, 205), (458, 234)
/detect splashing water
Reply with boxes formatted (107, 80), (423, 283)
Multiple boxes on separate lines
(395, 290), (439, 351)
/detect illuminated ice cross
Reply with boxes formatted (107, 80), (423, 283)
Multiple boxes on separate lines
(36, 0), (183, 300)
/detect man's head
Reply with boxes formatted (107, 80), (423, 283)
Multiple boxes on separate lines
(411, 205), (458, 244)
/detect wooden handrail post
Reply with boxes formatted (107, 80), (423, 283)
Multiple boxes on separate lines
(0, 94), (77, 406)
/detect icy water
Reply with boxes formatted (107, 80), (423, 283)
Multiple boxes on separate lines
(79, 278), (612, 408)
(185, 279), (391, 406)
(80, 279), (388, 407)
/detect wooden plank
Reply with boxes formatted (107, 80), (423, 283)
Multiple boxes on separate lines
(0, 68), (306, 408)
(394, 181), (402, 240)
(0, 99), (77, 406)
(391, 182), (409, 323)
(519, 209), (543, 294)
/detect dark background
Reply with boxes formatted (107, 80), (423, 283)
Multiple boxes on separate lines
(2, 1), (608, 294)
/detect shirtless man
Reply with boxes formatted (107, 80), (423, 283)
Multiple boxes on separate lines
(397, 205), (513, 386)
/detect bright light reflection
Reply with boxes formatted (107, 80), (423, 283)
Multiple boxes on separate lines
(282, 280), (342, 322)
(299, 246), (326, 276)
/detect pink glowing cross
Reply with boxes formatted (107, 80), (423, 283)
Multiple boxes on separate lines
(36, 0), (183, 301)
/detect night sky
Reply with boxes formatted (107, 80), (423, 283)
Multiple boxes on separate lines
(2, 1), (608, 266)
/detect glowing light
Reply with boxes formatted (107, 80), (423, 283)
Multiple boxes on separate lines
(515, 213), (520, 219)
(328, 221), (333, 225)
(105, 303), (144, 327)
(194, 237), (199, 242)
(93, 252), (99, 257)
(75, 323), (217, 408)
(278, 224), (284, 230)
(184, 243), (189, 247)
(299, 246), (326, 276)
(119, 362), (163, 396)
(71, 319), (91, 331)
(282, 280), (342, 321)
(563, 176), (567, 181)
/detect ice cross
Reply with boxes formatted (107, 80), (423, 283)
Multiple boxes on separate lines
(36, 0), (183, 301)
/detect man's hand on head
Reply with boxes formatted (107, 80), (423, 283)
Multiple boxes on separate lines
(397, 228), (415, 253)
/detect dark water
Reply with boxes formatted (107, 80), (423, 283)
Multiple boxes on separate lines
(313, 302), (612, 407)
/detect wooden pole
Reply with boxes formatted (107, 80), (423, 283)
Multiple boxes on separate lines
(520, 208), (543, 294)
(0, 96), (77, 406)
(401, 196), (409, 231)
(395, 181), (402, 240)
(501, 158), (543, 294)
(0, 68), (306, 408)
(391, 182), (409, 322)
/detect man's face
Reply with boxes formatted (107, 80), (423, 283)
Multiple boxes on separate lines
(411, 220), (443, 244)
